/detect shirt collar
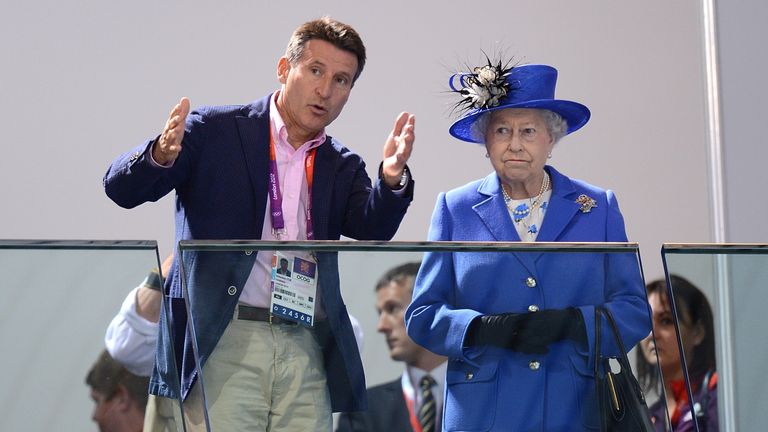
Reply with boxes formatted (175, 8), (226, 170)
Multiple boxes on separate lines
(270, 91), (326, 151)
(405, 361), (448, 391)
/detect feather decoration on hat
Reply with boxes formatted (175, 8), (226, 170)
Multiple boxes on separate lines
(450, 55), (517, 114)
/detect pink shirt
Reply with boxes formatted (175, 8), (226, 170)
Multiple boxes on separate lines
(238, 91), (326, 307)
(149, 93), (408, 311)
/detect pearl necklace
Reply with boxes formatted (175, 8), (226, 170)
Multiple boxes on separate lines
(501, 172), (550, 220)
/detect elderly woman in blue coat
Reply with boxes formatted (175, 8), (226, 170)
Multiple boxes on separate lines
(405, 60), (651, 431)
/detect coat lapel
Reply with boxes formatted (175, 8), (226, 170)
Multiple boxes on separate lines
(473, 174), (520, 242)
(473, 173), (536, 274)
(536, 166), (581, 242)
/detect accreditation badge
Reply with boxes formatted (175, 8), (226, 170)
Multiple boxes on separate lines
(269, 251), (317, 327)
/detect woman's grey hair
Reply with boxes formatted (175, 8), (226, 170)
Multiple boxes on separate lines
(471, 109), (568, 144)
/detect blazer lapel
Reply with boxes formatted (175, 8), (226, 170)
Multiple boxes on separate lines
(236, 98), (271, 229)
(310, 137), (337, 240)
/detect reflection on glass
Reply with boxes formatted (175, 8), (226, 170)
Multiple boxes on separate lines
(663, 245), (768, 432)
(637, 275), (718, 431)
(128, 253), (186, 431)
(0, 240), (183, 431)
(173, 241), (660, 432)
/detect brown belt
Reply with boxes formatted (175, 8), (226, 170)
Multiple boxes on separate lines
(237, 305), (298, 326)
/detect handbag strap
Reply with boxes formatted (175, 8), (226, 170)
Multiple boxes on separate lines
(594, 307), (606, 431)
(595, 306), (633, 432)
(594, 307), (602, 377)
(596, 306), (635, 373)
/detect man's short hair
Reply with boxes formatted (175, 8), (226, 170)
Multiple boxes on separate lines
(285, 16), (366, 84)
(86, 349), (150, 409)
(375, 262), (421, 292)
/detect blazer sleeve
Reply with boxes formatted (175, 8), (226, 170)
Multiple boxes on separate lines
(339, 159), (414, 241)
(103, 111), (204, 208)
(335, 411), (369, 432)
(406, 192), (483, 362)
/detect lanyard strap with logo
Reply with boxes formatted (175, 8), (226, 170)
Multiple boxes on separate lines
(268, 127), (318, 326)
(267, 128), (316, 240)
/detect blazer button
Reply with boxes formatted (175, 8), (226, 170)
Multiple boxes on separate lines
(526, 277), (537, 288)
(529, 360), (541, 371)
(227, 286), (237, 296)
(465, 372), (474, 380)
(528, 305), (539, 312)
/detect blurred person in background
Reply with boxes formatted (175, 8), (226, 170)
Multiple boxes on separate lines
(337, 262), (446, 432)
(86, 349), (149, 432)
(637, 275), (718, 431)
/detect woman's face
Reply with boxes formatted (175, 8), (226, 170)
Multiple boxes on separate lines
(640, 292), (704, 380)
(484, 108), (554, 191)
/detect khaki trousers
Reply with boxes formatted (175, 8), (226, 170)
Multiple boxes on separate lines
(145, 315), (332, 432)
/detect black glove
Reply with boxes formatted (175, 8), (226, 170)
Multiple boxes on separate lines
(466, 308), (586, 354)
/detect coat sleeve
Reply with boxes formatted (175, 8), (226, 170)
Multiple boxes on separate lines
(405, 192), (483, 362)
(575, 190), (652, 365)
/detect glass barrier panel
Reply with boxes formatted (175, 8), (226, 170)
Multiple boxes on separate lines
(0, 240), (183, 432)
(176, 241), (661, 432)
(662, 244), (768, 432)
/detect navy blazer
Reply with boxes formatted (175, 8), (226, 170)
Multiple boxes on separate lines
(406, 167), (650, 431)
(104, 94), (413, 412)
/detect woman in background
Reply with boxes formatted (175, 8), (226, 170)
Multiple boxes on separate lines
(638, 275), (718, 431)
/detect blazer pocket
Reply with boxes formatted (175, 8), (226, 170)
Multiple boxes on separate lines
(444, 359), (498, 431)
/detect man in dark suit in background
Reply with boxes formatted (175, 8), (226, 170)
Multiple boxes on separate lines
(337, 262), (446, 432)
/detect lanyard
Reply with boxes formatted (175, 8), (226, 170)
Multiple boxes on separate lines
(403, 389), (423, 432)
(268, 127), (317, 240)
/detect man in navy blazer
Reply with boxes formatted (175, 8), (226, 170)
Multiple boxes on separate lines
(104, 17), (415, 431)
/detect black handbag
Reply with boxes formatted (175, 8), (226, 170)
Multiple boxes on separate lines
(594, 307), (655, 432)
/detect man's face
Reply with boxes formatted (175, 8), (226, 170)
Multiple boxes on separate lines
(277, 39), (357, 142)
(376, 278), (423, 364)
(90, 389), (120, 432)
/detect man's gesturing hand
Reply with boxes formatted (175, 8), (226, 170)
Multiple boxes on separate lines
(153, 97), (190, 166)
(381, 112), (415, 188)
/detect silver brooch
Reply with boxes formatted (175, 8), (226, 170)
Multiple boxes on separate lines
(575, 194), (597, 213)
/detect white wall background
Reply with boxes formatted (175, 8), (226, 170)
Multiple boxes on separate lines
(714, 1), (768, 429)
(0, 1), (723, 430)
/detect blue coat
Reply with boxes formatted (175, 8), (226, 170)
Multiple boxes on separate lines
(104, 94), (413, 412)
(406, 167), (650, 431)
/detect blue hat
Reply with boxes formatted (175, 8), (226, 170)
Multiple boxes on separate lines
(449, 63), (591, 144)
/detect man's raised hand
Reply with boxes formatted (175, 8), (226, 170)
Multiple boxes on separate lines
(153, 97), (190, 165)
(381, 112), (415, 188)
